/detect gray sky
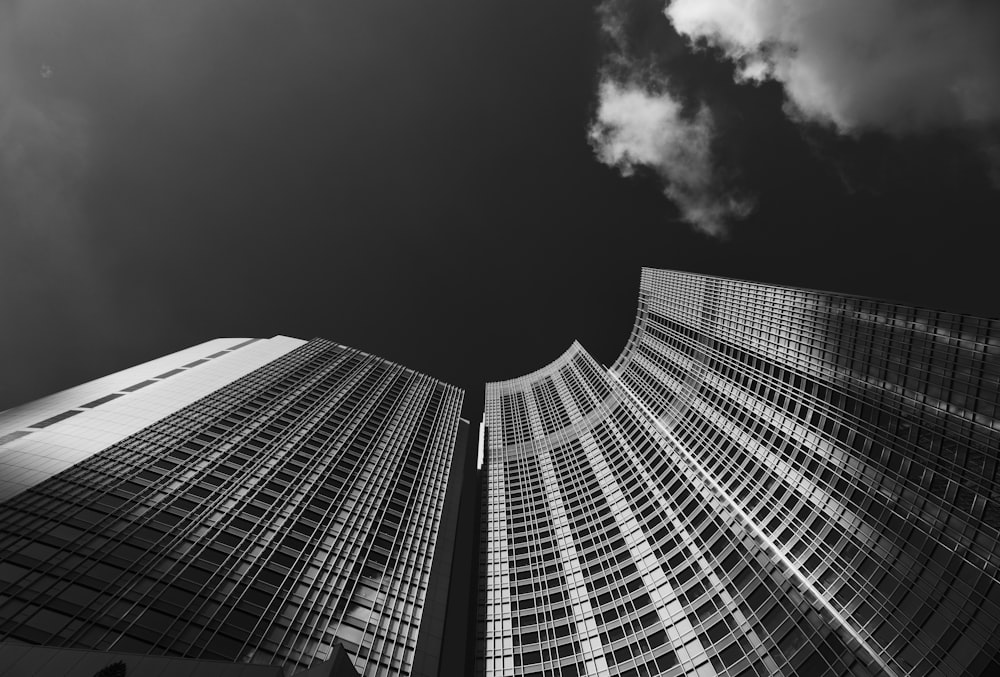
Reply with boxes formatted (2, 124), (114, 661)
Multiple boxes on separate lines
(2, 0), (999, 418)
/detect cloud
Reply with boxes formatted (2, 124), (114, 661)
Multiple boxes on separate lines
(589, 80), (753, 235)
(589, 0), (755, 236)
(665, 0), (1000, 135)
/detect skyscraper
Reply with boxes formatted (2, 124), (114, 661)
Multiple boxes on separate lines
(0, 337), (474, 677)
(479, 269), (1000, 677)
(4, 269), (999, 677)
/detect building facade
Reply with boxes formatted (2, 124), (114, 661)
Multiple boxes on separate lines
(479, 269), (1000, 677)
(3, 269), (1000, 677)
(0, 337), (472, 677)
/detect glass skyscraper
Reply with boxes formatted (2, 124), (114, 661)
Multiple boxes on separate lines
(3, 269), (999, 677)
(479, 269), (1000, 677)
(0, 337), (473, 677)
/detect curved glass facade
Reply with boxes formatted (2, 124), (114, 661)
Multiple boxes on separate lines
(479, 268), (1000, 677)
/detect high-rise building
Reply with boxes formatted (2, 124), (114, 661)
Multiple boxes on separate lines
(479, 269), (1000, 677)
(0, 337), (475, 677)
(3, 269), (999, 677)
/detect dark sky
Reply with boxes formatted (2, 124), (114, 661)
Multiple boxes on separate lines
(2, 0), (999, 421)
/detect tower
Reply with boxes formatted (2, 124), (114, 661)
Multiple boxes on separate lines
(0, 337), (473, 677)
(479, 268), (1000, 677)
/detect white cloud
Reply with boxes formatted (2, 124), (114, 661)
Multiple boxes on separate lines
(589, 0), (757, 235)
(665, 0), (1000, 135)
(589, 80), (753, 236)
